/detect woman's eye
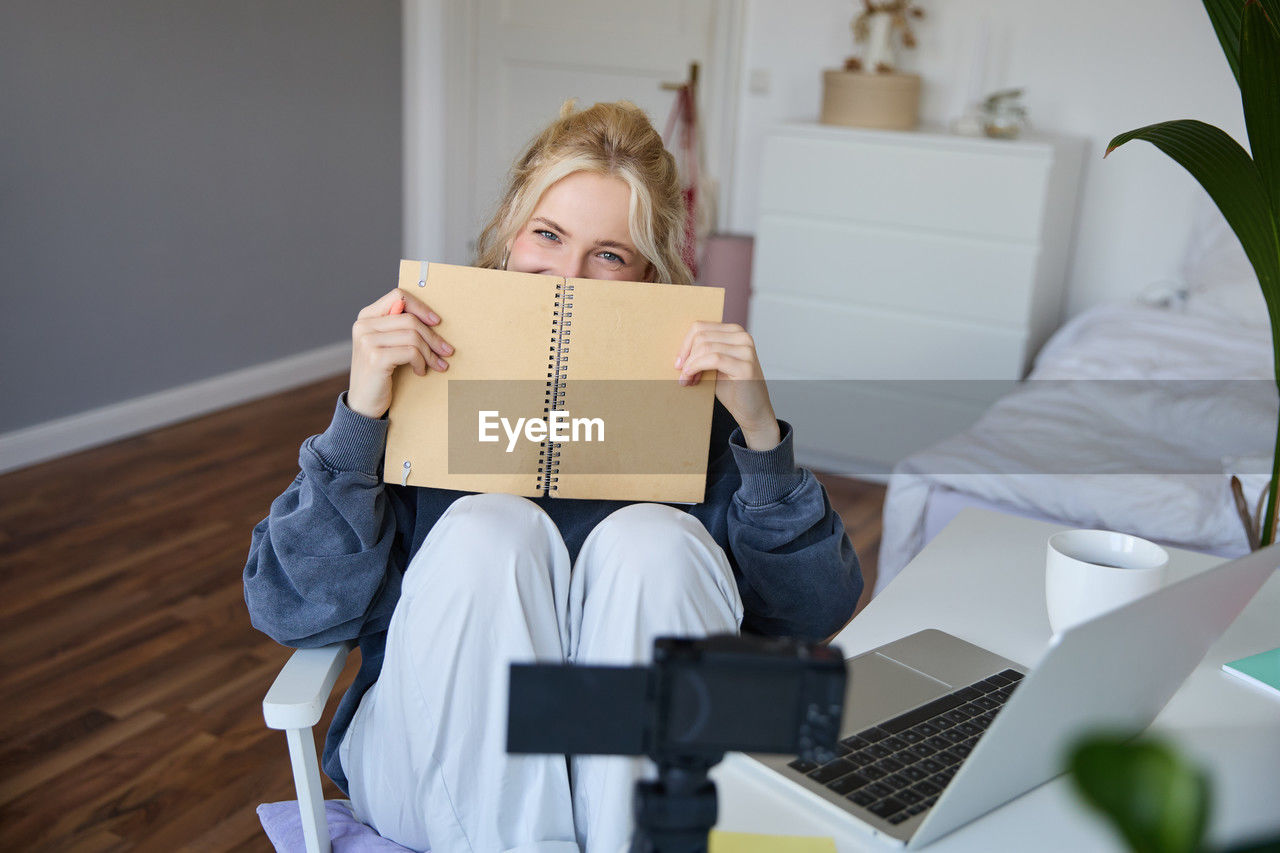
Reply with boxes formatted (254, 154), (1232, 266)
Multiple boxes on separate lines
(535, 229), (560, 242)
(598, 251), (624, 265)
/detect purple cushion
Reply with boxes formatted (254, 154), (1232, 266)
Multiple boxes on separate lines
(257, 800), (416, 852)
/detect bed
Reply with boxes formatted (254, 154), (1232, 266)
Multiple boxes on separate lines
(876, 206), (1277, 595)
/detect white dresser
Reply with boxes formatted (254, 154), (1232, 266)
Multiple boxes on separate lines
(748, 123), (1084, 477)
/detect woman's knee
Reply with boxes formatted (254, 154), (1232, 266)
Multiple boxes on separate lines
(402, 493), (561, 597)
(582, 503), (731, 594)
(438, 492), (544, 531)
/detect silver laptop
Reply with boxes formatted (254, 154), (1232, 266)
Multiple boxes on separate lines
(747, 544), (1277, 848)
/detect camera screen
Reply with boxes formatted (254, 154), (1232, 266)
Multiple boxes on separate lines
(661, 662), (808, 754)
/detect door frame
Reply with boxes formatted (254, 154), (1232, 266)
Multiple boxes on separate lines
(414, 0), (745, 265)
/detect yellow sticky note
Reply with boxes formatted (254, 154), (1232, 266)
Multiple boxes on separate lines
(708, 829), (838, 853)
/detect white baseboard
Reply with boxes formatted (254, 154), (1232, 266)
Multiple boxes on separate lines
(0, 342), (351, 475)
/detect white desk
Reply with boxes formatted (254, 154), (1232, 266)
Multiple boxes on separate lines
(711, 508), (1280, 850)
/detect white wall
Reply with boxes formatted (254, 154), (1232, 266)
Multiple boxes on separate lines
(727, 0), (1246, 316)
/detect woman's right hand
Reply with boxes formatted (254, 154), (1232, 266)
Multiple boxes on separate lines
(347, 289), (453, 419)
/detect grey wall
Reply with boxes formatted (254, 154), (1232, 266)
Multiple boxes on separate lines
(0, 0), (401, 432)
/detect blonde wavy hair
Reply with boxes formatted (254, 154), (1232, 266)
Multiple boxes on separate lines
(474, 100), (692, 286)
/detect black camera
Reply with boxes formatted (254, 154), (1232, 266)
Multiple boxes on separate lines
(508, 633), (846, 853)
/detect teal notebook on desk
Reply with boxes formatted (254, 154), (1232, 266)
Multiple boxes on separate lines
(1222, 647), (1280, 698)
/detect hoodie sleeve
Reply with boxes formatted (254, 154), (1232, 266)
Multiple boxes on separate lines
(698, 418), (863, 640)
(243, 395), (409, 647)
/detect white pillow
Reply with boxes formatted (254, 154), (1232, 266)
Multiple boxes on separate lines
(1181, 196), (1268, 327)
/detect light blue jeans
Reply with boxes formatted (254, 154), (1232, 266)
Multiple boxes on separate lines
(340, 493), (743, 853)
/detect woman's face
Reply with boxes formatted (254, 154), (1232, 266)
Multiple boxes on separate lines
(506, 170), (652, 281)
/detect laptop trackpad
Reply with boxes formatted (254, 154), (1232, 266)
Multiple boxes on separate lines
(843, 652), (951, 733)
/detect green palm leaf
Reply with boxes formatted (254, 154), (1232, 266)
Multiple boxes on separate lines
(1106, 121), (1280, 306)
(1205, 0), (1246, 80)
(1204, 0), (1280, 81)
(1242, 0), (1280, 214)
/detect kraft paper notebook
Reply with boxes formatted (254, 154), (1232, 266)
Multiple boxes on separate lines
(383, 261), (725, 503)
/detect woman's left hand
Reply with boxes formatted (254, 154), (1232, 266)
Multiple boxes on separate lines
(676, 322), (781, 451)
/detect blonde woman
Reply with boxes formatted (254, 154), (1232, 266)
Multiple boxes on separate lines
(245, 101), (862, 853)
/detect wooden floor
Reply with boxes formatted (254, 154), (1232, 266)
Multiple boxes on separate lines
(0, 375), (884, 851)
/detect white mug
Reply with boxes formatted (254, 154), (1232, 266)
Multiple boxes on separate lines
(1045, 529), (1170, 635)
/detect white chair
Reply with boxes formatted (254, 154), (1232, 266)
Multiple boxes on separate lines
(262, 640), (356, 853)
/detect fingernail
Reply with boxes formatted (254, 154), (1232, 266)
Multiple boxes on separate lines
(427, 312), (440, 324)
(441, 343), (453, 355)
(674, 355), (683, 368)
(436, 358), (448, 371)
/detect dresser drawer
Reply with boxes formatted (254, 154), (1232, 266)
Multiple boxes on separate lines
(749, 294), (1029, 381)
(751, 213), (1039, 327)
(758, 131), (1053, 242)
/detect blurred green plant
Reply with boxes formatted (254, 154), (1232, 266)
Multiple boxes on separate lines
(1068, 736), (1210, 853)
(1106, 0), (1280, 547)
(1068, 735), (1280, 853)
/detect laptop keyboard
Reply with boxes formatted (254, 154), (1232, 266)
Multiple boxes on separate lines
(787, 668), (1024, 827)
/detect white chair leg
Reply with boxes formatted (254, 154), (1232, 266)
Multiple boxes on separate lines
(285, 726), (330, 853)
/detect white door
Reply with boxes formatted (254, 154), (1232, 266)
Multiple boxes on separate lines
(443, 0), (738, 263)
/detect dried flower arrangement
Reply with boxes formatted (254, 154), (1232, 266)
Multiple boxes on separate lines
(844, 0), (926, 74)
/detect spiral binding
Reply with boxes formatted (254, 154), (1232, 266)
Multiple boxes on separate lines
(538, 279), (574, 494)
